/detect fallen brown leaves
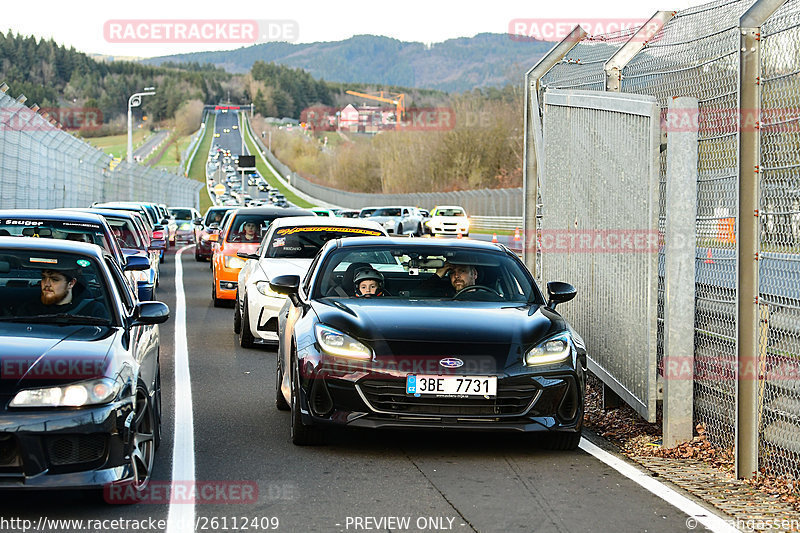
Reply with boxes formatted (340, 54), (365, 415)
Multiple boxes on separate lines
(583, 374), (800, 514)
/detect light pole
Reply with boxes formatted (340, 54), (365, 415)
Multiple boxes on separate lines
(127, 87), (156, 198)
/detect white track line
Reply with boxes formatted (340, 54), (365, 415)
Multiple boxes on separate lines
(579, 439), (740, 532)
(166, 246), (195, 533)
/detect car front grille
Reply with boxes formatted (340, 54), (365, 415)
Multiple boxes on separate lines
(356, 377), (539, 417)
(0, 434), (21, 468)
(45, 434), (107, 466)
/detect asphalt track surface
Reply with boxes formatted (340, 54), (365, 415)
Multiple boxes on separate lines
(0, 245), (720, 533)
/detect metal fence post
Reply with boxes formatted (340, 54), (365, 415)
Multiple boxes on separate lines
(604, 12), (675, 92)
(736, 0), (787, 480)
(523, 25), (587, 276)
(663, 96), (698, 447)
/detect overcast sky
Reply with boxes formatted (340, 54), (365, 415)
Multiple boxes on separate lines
(5, 0), (707, 58)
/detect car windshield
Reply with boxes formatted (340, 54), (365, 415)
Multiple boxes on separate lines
(372, 208), (401, 217)
(0, 219), (112, 251)
(170, 208), (194, 220)
(314, 245), (539, 302)
(226, 215), (277, 243)
(265, 226), (384, 259)
(435, 208), (465, 217)
(203, 208), (230, 226)
(105, 218), (142, 249)
(0, 251), (112, 323)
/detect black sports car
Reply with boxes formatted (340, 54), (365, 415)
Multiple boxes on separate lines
(272, 238), (587, 448)
(0, 237), (169, 495)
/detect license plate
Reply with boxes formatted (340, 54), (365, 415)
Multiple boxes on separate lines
(406, 375), (497, 398)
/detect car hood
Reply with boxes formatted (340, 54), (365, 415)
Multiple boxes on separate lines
(367, 216), (399, 224)
(430, 216), (468, 223)
(0, 323), (117, 394)
(311, 299), (564, 372)
(257, 258), (314, 280)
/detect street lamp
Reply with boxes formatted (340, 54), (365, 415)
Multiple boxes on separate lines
(127, 87), (155, 200)
(127, 87), (156, 164)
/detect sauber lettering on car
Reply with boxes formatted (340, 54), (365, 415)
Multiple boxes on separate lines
(271, 237), (587, 449)
(235, 216), (386, 348)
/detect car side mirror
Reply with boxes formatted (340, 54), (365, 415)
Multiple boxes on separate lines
(270, 274), (301, 306)
(131, 301), (170, 325)
(546, 281), (577, 310)
(124, 254), (150, 271)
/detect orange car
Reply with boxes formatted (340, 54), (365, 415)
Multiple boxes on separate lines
(210, 206), (313, 306)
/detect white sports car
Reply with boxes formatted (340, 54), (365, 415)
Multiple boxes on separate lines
(234, 216), (387, 347)
(426, 205), (470, 237)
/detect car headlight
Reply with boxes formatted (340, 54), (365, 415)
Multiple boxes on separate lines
(383, 221), (393, 228)
(463, 219), (470, 229)
(315, 324), (372, 360)
(256, 280), (282, 297)
(131, 269), (149, 282)
(179, 222), (192, 230)
(224, 255), (247, 269)
(524, 335), (572, 366)
(10, 377), (122, 407)
(201, 234), (210, 241)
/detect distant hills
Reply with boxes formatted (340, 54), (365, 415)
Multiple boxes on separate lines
(143, 33), (554, 93)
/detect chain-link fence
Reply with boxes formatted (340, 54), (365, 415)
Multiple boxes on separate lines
(527, 0), (800, 481)
(0, 85), (202, 209)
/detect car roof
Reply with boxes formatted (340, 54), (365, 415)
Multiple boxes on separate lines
(229, 206), (314, 216)
(269, 216), (386, 231)
(433, 205), (465, 210)
(334, 236), (508, 251)
(68, 207), (139, 221)
(0, 209), (109, 225)
(0, 235), (108, 258)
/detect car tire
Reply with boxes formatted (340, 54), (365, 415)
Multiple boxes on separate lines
(195, 248), (202, 261)
(233, 292), (242, 334)
(414, 224), (423, 237)
(239, 298), (256, 348)
(397, 223), (403, 235)
(291, 359), (324, 445)
(212, 277), (224, 308)
(159, 251), (165, 264)
(130, 384), (156, 494)
(276, 357), (290, 411)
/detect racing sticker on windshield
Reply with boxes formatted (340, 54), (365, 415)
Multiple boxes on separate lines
(76, 259), (91, 267)
(29, 257), (58, 264)
(275, 226), (383, 236)
(3, 220), (44, 226)
(273, 237), (286, 247)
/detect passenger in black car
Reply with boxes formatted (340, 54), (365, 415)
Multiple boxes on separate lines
(354, 268), (386, 297)
(18, 268), (105, 317)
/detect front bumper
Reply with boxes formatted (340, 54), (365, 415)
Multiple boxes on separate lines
(0, 398), (136, 489)
(245, 288), (286, 342)
(295, 352), (584, 434)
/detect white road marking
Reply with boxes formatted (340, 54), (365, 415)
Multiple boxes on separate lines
(579, 439), (740, 533)
(167, 246), (195, 533)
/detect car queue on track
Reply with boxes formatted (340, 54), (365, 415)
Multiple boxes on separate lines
(0, 196), (585, 499)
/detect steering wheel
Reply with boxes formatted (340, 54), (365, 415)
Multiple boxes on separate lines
(453, 285), (501, 300)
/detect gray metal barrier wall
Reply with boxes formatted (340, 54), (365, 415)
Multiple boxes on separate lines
(0, 86), (202, 209)
(540, 90), (661, 422)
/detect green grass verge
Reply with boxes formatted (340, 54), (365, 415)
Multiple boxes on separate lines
(187, 116), (216, 213)
(240, 114), (314, 209)
(85, 130), (148, 159)
(153, 133), (193, 169)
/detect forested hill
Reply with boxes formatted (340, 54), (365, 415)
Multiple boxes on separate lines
(144, 33), (553, 93)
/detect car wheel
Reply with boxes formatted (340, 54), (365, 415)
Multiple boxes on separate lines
(233, 292), (242, 334)
(159, 251), (165, 264)
(291, 359), (324, 445)
(195, 247), (202, 261)
(239, 298), (256, 348)
(275, 356), (289, 411)
(414, 224), (423, 237)
(397, 223), (403, 235)
(130, 385), (156, 493)
(212, 277), (224, 308)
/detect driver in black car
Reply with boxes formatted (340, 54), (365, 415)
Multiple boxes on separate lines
(417, 261), (477, 297)
(18, 268), (105, 317)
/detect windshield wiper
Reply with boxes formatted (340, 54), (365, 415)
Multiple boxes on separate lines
(6, 314), (111, 325)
